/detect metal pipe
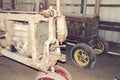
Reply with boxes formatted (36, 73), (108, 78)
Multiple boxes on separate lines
(48, 17), (56, 41)
(108, 51), (120, 56)
(94, 0), (101, 16)
(80, 0), (87, 15)
(56, 0), (61, 16)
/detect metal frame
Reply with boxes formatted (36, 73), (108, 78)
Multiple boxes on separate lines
(0, 1), (70, 79)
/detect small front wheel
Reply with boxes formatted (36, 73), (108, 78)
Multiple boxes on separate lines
(36, 66), (72, 80)
(36, 72), (66, 80)
(89, 37), (109, 55)
(70, 43), (96, 69)
(54, 66), (72, 80)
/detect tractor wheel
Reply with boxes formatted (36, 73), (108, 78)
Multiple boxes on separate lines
(36, 66), (72, 80)
(47, 65), (72, 80)
(36, 72), (66, 80)
(54, 66), (72, 80)
(70, 43), (96, 69)
(89, 37), (109, 55)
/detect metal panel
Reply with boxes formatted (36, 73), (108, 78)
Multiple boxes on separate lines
(118, 33), (120, 43)
(100, 7), (120, 22)
(101, 0), (120, 4)
(99, 30), (120, 43)
(99, 0), (120, 22)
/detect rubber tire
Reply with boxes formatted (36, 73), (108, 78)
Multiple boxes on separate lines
(70, 43), (96, 69)
(36, 72), (66, 80)
(48, 65), (72, 80)
(89, 36), (109, 55)
(54, 66), (72, 80)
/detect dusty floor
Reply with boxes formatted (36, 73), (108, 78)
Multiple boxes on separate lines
(0, 45), (120, 80)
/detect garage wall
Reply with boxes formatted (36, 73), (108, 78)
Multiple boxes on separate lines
(2, 0), (35, 11)
(100, 0), (120, 22)
(48, 0), (120, 22)
(1, 0), (120, 43)
(2, 0), (11, 10)
(48, 0), (120, 43)
(1, 0), (120, 22)
(99, 0), (120, 43)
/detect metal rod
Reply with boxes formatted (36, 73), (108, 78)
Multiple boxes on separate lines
(56, 0), (61, 16)
(94, 0), (101, 16)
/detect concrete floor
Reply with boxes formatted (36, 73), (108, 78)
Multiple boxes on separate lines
(0, 45), (120, 80)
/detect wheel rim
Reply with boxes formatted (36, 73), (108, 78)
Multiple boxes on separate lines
(48, 66), (70, 80)
(74, 49), (89, 66)
(38, 78), (53, 80)
(94, 41), (105, 54)
(55, 68), (68, 80)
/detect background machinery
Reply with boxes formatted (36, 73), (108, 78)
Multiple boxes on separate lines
(65, 0), (109, 69)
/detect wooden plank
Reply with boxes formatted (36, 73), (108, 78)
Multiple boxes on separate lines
(2, 2), (120, 8)
(3, 2), (35, 4)
(100, 21), (120, 26)
(94, 0), (101, 15)
(99, 21), (120, 32)
(99, 25), (120, 32)
(48, 3), (120, 7)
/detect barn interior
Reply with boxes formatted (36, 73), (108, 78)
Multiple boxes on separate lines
(0, 0), (120, 80)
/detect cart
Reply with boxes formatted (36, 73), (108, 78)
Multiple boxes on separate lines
(0, 0), (71, 80)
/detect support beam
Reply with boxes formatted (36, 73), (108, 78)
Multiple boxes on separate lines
(94, 0), (101, 16)
(80, 0), (87, 15)
(35, 0), (40, 12)
(10, 0), (15, 10)
(43, 0), (48, 9)
(49, 3), (120, 7)
(0, 0), (2, 10)
(56, 0), (61, 16)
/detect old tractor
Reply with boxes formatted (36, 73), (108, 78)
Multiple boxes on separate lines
(0, 0), (72, 80)
(65, 0), (109, 69)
